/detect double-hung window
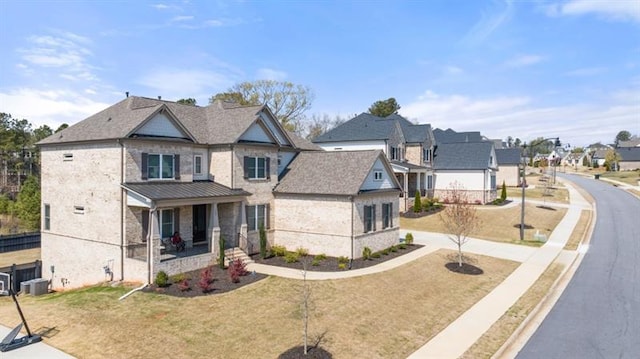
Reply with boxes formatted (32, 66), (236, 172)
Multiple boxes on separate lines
(382, 203), (393, 229)
(194, 155), (203, 176)
(364, 205), (376, 233)
(424, 148), (432, 163)
(244, 156), (270, 180)
(427, 175), (433, 190)
(142, 153), (179, 180)
(374, 170), (383, 181)
(160, 209), (174, 238)
(44, 204), (50, 230)
(246, 204), (269, 231)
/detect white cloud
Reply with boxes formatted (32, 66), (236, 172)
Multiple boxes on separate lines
(545, 0), (640, 23)
(565, 67), (607, 76)
(444, 65), (463, 75)
(462, 0), (514, 45)
(505, 54), (545, 67)
(256, 68), (287, 81)
(400, 89), (640, 146)
(171, 15), (194, 22)
(137, 68), (235, 101)
(0, 88), (112, 128)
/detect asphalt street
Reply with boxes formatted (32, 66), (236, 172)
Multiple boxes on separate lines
(517, 173), (640, 359)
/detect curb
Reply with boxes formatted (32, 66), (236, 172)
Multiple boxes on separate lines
(491, 178), (596, 359)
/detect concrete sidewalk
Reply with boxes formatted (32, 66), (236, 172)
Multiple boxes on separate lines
(0, 325), (74, 358)
(407, 178), (590, 358)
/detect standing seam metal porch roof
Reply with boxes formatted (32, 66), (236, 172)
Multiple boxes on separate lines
(122, 181), (250, 201)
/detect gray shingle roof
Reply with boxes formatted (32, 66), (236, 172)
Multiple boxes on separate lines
(312, 113), (432, 144)
(495, 148), (522, 165)
(285, 131), (322, 151)
(37, 96), (292, 147)
(433, 142), (495, 170)
(618, 147), (640, 161)
(123, 181), (250, 201)
(433, 128), (483, 143)
(274, 150), (399, 195)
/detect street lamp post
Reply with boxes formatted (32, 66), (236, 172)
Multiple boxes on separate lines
(520, 137), (561, 241)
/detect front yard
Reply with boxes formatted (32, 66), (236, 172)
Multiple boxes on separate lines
(0, 249), (518, 359)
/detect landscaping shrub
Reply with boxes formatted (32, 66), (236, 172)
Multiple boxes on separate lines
(314, 253), (327, 261)
(337, 256), (349, 265)
(178, 278), (191, 292)
(296, 247), (309, 257)
(414, 190), (422, 213)
(371, 252), (381, 259)
(259, 222), (267, 259)
(390, 245), (397, 252)
(311, 259), (320, 266)
(338, 263), (347, 270)
(398, 243), (407, 250)
(271, 245), (287, 257)
(381, 248), (390, 255)
(500, 181), (507, 201)
(155, 271), (169, 287)
(405, 233), (414, 245)
(199, 266), (214, 292)
(362, 246), (372, 260)
(284, 251), (299, 263)
(228, 259), (248, 283)
(171, 273), (188, 283)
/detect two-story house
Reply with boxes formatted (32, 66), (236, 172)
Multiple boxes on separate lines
(37, 96), (401, 289)
(313, 113), (435, 211)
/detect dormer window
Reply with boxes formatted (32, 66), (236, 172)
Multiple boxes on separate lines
(423, 148), (432, 163)
(390, 146), (401, 161)
(374, 170), (383, 181)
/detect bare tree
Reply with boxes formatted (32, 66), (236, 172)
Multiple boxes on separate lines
(301, 257), (311, 355)
(439, 182), (479, 267)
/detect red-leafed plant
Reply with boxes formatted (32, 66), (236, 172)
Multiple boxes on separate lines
(199, 266), (214, 293)
(178, 278), (191, 292)
(228, 259), (248, 283)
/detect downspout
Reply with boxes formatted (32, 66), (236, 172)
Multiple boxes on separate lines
(117, 139), (124, 281)
(350, 196), (355, 264)
(230, 144), (234, 188)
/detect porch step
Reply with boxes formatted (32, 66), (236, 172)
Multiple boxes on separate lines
(224, 247), (254, 267)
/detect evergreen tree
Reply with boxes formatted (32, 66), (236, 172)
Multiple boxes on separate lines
(413, 190), (422, 213)
(16, 175), (40, 230)
(500, 181), (507, 202)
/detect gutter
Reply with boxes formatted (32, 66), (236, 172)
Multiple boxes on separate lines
(350, 195), (355, 266)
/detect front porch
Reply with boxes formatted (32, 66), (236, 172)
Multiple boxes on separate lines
(391, 161), (433, 212)
(122, 181), (252, 281)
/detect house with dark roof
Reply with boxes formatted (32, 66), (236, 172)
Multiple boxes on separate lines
(313, 113), (435, 211)
(562, 152), (591, 170)
(617, 147), (640, 171)
(37, 96), (400, 289)
(495, 148), (522, 187)
(432, 141), (498, 203)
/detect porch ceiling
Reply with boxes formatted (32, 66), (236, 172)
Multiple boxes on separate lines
(391, 161), (428, 173)
(123, 181), (250, 202)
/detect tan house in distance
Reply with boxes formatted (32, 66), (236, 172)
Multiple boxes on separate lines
(37, 96), (401, 289)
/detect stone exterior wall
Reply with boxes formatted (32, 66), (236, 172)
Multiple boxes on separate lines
(123, 139), (202, 182)
(210, 147), (233, 187)
(274, 192), (400, 258)
(405, 144), (422, 165)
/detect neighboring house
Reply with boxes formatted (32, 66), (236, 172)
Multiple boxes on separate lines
(562, 152), (590, 169)
(313, 113), (435, 212)
(617, 137), (640, 148)
(37, 96), (400, 289)
(432, 141), (498, 204)
(591, 149), (608, 167)
(617, 147), (640, 171)
(273, 150), (401, 258)
(495, 148), (522, 187)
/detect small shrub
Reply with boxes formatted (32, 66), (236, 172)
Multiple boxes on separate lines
(271, 245), (287, 257)
(171, 273), (188, 283)
(311, 259), (320, 266)
(314, 253), (327, 261)
(413, 190), (422, 213)
(398, 243), (407, 249)
(228, 259), (248, 283)
(390, 245), (397, 252)
(362, 246), (372, 260)
(337, 256), (349, 265)
(371, 252), (381, 259)
(199, 266), (214, 292)
(296, 247), (309, 257)
(405, 233), (414, 245)
(155, 271), (169, 287)
(338, 263), (347, 270)
(177, 278), (191, 292)
(475, 199), (482, 205)
(382, 248), (390, 255)
(433, 203), (443, 210)
(284, 251), (299, 263)
(500, 181), (507, 201)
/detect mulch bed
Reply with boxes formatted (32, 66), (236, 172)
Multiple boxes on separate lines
(402, 208), (443, 218)
(251, 244), (423, 272)
(143, 266), (267, 298)
(279, 346), (333, 359)
(445, 262), (484, 275)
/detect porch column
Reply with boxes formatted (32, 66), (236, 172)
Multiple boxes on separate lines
(149, 209), (161, 284)
(416, 172), (421, 195)
(403, 173), (409, 212)
(209, 202), (221, 257)
(239, 202), (248, 248)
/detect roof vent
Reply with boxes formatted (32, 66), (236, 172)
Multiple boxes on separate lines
(126, 91), (129, 98)
(158, 96), (162, 100)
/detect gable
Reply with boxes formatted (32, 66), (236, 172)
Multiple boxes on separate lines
(239, 121), (276, 144)
(360, 158), (400, 191)
(259, 112), (291, 146)
(134, 112), (189, 139)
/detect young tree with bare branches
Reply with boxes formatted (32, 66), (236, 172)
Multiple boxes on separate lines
(439, 182), (479, 267)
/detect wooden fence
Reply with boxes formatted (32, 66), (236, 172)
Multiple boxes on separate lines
(0, 232), (41, 253)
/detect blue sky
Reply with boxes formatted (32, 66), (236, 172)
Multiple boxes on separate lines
(1, 0), (638, 147)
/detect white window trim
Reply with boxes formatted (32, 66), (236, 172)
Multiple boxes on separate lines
(247, 157), (267, 180)
(63, 153), (73, 161)
(374, 170), (383, 181)
(74, 205), (85, 215)
(193, 155), (203, 176)
(247, 204), (268, 231)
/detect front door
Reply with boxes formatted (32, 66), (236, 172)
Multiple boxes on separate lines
(192, 204), (207, 244)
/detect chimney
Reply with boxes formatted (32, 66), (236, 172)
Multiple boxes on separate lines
(158, 96), (161, 100)
(125, 91), (129, 98)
